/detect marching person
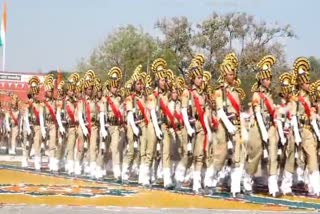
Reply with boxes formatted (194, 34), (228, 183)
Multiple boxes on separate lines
(290, 57), (320, 196)
(210, 53), (244, 197)
(57, 73), (79, 175)
(24, 76), (44, 171)
(181, 55), (211, 193)
(42, 74), (60, 172)
(243, 55), (280, 197)
(97, 67), (123, 180)
(276, 72), (295, 195)
(122, 65), (148, 184)
(77, 70), (99, 178)
(5, 94), (22, 155)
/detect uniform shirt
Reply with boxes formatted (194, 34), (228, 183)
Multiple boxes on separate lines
(27, 99), (43, 125)
(63, 96), (78, 124)
(251, 86), (274, 123)
(167, 99), (183, 127)
(125, 92), (148, 122)
(101, 92), (122, 122)
(78, 95), (98, 124)
(181, 85), (207, 131)
(147, 88), (169, 122)
(291, 89), (316, 121)
(215, 83), (241, 121)
(43, 98), (57, 123)
(5, 108), (20, 127)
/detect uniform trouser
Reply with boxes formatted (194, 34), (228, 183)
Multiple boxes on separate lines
(65, 127), (77, 161)
(32, 125), (42, 158)
(300, 128), (318, 173)
(88, 125), (98, 163)
(283, 131), (295, 174)
(22, 128), (31, 159)
(142, 122), (157, 168)
(80, 125), (98, 164)
(10, 125), (19, 149)
(123, 124), (146, 171)
(177, 128), (192, 169)
(97, 125), (121, 169)
(213, 123), (241, 171)
(161, 125), (171, 169)
(47, 123), (57, 159)
(245, 124), (279, 176)
(75, 126), (84, 162)
(192, 125), (206, 172)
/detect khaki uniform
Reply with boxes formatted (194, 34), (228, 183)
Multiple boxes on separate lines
(246, 86), (279, 176)
(62, 96), (78, 173)
(42, 98), (58, 169)
(292, 91), (318, 173)
(181, 87), (207, 172)
(5, 108), (21, 152)
(122, 93), (147, 181)
(100, 93), (123, 179)
(214, 84), (242, 171)
(78, 95), (99, 174)
(27, 100), (43, 170)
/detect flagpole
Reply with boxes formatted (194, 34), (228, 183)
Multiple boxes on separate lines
(2, 40), (5, 71)
(1, 0), (6, 72)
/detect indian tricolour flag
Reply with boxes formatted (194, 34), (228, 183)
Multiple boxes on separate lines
(0, 0), (6, 48)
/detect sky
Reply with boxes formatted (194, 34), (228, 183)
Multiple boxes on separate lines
(2, 0), (320, 73)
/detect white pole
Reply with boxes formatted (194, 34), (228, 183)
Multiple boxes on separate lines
(2, 42), (5, 71)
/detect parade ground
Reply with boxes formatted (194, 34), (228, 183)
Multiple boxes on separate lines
(0, 155), (319, 213)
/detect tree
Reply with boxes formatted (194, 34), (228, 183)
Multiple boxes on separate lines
(155, 16), (194, 76)
(77, 25), (159, 82)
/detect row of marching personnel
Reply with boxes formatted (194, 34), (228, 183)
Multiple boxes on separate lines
(1, 54), (320, 198)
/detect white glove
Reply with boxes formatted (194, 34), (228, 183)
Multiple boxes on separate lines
(169, 128), (176, 141)
(181, 107), (195, 137)
(127, 111), (140, 137)
(150, 108), (163, 140)
(59, 126), (66, 135)
(311, 119), (320, 142)
(241, 127), (249, 144)
(208, 131), (213, 144)
(291, 116), (301, 145)
(27, 127), (32, 136)
(217, 108), (236, 135)
(255, 112), (268, 142)
(275, 119), (286, 145)
(82, 127), (89, 137)
(100, 142), (106, 151)
(41, 127), (46, 139)
(100, 128), (108, 139)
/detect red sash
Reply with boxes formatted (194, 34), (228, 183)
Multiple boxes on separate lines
(106, 96), (123, 124)
(298, 96), (311, 118)
(33, 105), (40, 124)
(9, 111), (18, 126)
(85, 100), (92, 135)
(133, 95), (149, 124)
(44, 101), (57, 124)
(160, 98), (176, 130)
(227, 91), (240, 116)
(259, 92), (274, 119)
(66, 104), (76, 124)
(154, 92), (176, 130)
(174, 111), (183, 125)
(211, 116), (219, 129)
(191, 91), (208, 151)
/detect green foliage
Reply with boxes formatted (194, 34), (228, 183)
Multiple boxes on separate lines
(77, 12), (299, 100)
